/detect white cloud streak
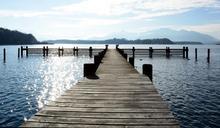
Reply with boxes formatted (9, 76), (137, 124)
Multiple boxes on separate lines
(1, 0), (219, 18)
(0, 0), (219, 39)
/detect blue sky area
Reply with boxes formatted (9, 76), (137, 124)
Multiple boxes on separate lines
(0, 0), (220, 40)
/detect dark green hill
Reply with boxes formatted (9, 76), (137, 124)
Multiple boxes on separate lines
(0, 27), (39, 45)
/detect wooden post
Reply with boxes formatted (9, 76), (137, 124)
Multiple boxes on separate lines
(26, 46), (28, 57)
(58, 47), (60, 56)
(76, 47), (78, 56)
(18, 48), (20, 58)
(129, 57), (134, 67)
(149, 47), (153, 58)
(143, 64), (153, 81)
(116, 44), (119, 50)
(62, 47), (64, 56)
(21, 46), (23, 57)
(207, 49), (210, 63)
(105, 45), (108, 50)
(183, 47), (185, 58)
(46, 46), (48, 56)
(123, 53), (127, 60)
(166, 47), (170, 58)
(3, 48), (6, 62)
(94, 55), (101, 68)
(195, 48), (197, 61)
(73, 47), (75, 56)
(43, 46), (46, 57)
(186, 47), (189, 59)
(132, 47), (135, 58)
(84, 63), (96, 77)
(89, 46), (92, 58)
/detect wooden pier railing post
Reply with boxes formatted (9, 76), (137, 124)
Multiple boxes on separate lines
(195, 48), (197, 61)
(73, 47), (75, 56)
(46, 46), (48, 56)
(43, 46), (46, 57)
(207, 49), (210, 63)
(21, 46), (23, 57)
(62, 47), (64, 56)
(18, 48), (20, 58)
(76, 47), (79, 56)
(105, 44), (108, 50)
(94, 55), (101, 68)
(143, 64), (152, 81)
(26, 46), (28, 57)
(166, 47), (170, 58)
(58, 47), (64, 56)
(3, 48), (6, 63)
(132, 47), (135, 58)
(186, 47), (189, 59)
(84, 63), (96, 77)
(183, 47), (185, 58)
(58, 47), (60, 56)
(89, 46), (92, 58)
(129, 57), (134, 67)
(149, 47), (153, 58)
(116, 44), (119, 50)
(123, 53), (127, 60)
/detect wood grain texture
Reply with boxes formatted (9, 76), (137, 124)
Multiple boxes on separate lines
(21, 49), (179, 127)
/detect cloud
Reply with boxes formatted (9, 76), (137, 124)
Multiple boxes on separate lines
(0, 0), (220, 40)
(52, 0), (220, 19)
(1, 0), (218, 18)
(0, 10), (58, 17)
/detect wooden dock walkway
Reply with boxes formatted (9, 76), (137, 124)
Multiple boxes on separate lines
(21, 49), (179, 128)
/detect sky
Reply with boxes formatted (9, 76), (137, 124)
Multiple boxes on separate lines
(0, 0), (220, 41)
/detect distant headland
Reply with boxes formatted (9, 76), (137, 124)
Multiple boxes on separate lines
(0, 27), (206, 45)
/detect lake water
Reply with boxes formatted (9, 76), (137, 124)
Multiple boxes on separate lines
(0, 44), (220, 128)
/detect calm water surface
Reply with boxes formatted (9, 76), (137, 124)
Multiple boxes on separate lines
(0, 45), (93, 127)
(0, 44), (220, 128)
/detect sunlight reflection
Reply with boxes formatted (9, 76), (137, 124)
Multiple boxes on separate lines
(23, 56), (92, 109)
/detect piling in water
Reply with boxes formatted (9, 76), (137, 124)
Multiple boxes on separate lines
(76, 47), (78, 56)
(132, 47), (135, 58)
(43, 46), (46, 57)
(18, 48), (20, 58)
(186, 47), (189, 59)
(195, 48), (197, 61)
(207, 49), (210, 63)
(21, 46), (23, 57)
(166, 47), (170, 58)
(183, 47), (185, 58)
(149, 47), (153, 58)
(89, 46), (93, 58)
(26, 46), (28, 57)
(21, 46), (28, 57)
(3, 48), (6, 63)
(46, 46), (48, 56)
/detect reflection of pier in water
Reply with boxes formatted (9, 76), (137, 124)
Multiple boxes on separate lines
(21, 47), (180, 128)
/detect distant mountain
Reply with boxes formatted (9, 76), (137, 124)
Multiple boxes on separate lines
(140, 28), (219, 44)
(46, 38), (200, 45)
(0, 27), (40, 45)
(100, 28), (219, 44)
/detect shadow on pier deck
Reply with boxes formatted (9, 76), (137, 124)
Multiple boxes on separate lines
(21, 49), (179, 128)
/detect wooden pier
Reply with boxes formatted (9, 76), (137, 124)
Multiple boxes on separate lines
(21, 49), (179, 128)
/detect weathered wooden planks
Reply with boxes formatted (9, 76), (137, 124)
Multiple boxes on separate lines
(21, 49), (179, 127)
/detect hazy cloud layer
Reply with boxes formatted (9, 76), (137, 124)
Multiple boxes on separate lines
(0, 0), (219, 40)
